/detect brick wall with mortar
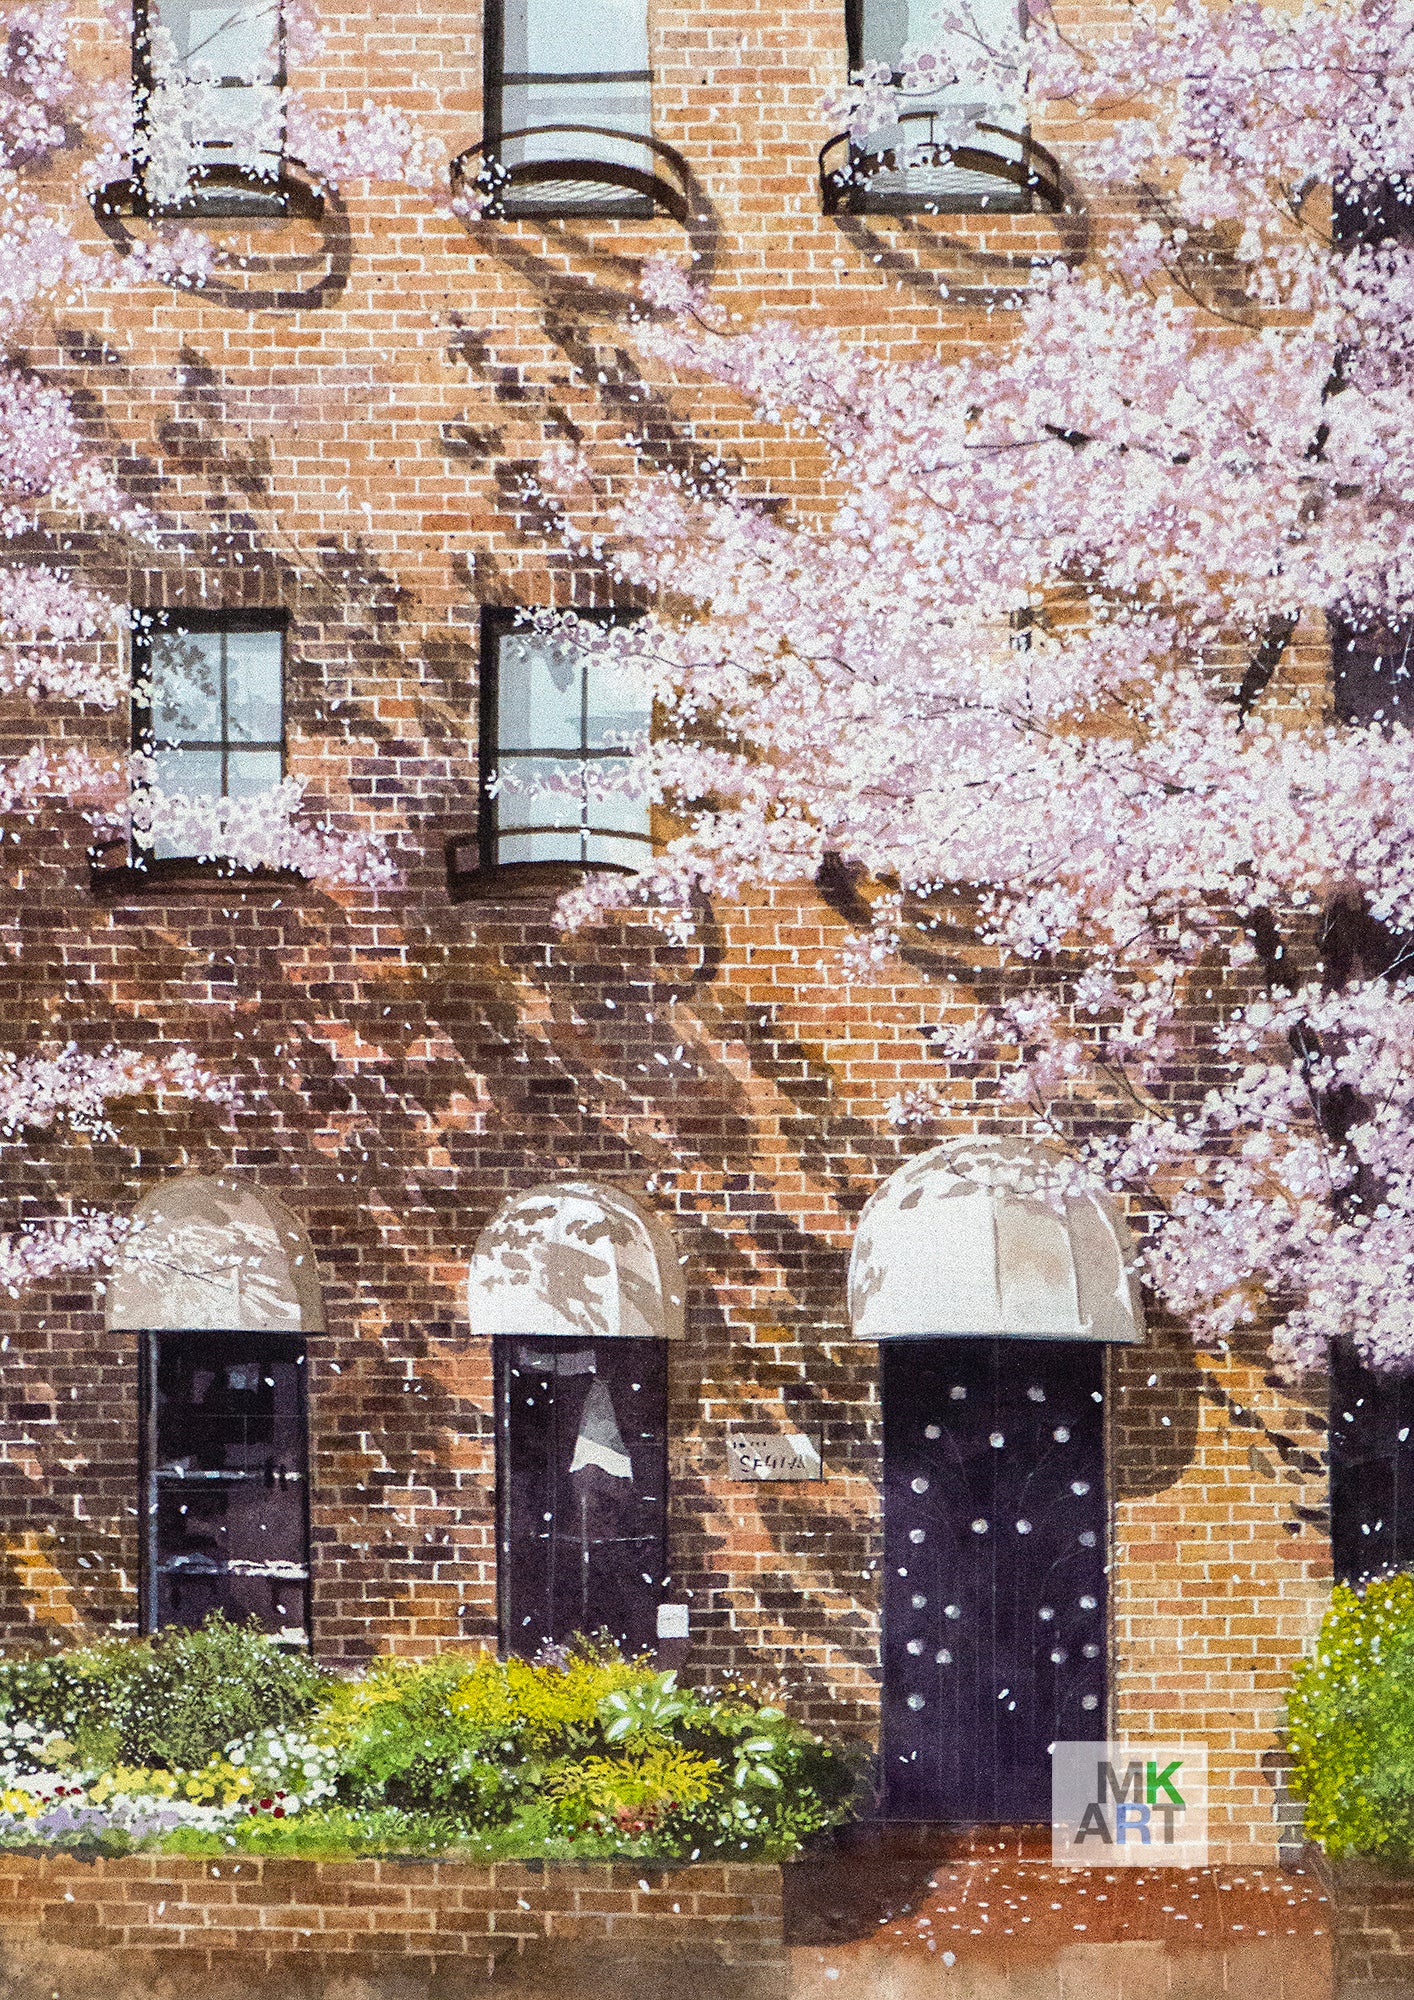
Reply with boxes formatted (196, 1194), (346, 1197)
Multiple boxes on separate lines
(0, 1853), (785, 1999)
(0, 0), (1333, 1864)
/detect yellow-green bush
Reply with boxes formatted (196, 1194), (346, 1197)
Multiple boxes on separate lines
(1288, 1570), (1414, 1863)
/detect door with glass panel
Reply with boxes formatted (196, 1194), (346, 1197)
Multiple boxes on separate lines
(881, 1337), (1107, 1820)
(495, 1335), (668, 1654)
(484, 0), (654, 214)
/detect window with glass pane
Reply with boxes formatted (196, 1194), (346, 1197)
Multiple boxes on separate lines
(1332, 614), (1414, 726)
(134, 618), (284, 860)
(135, 0), (284, 209)
(486, 0), (653, 213)
(141, 1329), (311, 1644)
(849, 0), (1027, 210)
(482, 616), (651, 871)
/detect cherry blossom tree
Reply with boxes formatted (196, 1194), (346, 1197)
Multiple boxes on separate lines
(541, 0), (1414, 1374)
(0, 1), (405, 1294)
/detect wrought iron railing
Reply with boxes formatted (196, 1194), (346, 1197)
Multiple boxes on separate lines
(819, 111), (1068, 216)
(92, 156), (324, 228)
(450, 125), (690, 224)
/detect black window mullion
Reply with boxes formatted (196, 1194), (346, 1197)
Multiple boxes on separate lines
(484, 0), (506, 152)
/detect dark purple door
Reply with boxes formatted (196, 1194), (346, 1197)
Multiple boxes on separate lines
(881, 1338), (1107, 1821)
(496, 1335), (667, 1656)
(1330, 1345), (1414, 1583)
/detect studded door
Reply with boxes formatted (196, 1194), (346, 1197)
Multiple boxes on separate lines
(881, 1338), (1108, 1821)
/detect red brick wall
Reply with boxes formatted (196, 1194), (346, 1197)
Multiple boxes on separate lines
(0, 1853), (784, 1998)
(0, 0), (1335, 1865)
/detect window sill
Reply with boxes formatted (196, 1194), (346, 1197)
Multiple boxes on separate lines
(88, 848), (306, 899)
(833, 190), (1032, 217)
(445, 840), (639, 904)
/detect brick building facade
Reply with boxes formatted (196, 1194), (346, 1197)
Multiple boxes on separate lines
(0, 0), (1347, 1867)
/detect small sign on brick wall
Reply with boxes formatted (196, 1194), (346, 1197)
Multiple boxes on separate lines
(726, 1426), (823, 1481)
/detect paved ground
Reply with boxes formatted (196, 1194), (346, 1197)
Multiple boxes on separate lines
(785, 1829), (1332, 1999)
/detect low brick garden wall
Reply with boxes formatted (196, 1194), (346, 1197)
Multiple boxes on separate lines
(1306, 1849), (1414, 2000)
(0, 1853), (787, 2000)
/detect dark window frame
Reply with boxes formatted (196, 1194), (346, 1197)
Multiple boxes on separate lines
(455, 605), (650, 893)
(835, 0), (1034, 217)
(138, 1327), (313, 1648)
(101, 608), (295, 890)
(130, 0), (291, 217)
(479, 0), (657, 220)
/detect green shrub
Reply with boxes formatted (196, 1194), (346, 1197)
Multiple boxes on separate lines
(1288, 1570), (1414, 1863)
(0, 1626), (861, 1861)
(0, 1615), (328, 1774)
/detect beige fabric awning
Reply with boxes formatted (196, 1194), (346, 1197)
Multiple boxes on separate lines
(469, 1181), (683, 1340)
(106, 1175), (323, 1333)
(849, 1137), (1142, 1342)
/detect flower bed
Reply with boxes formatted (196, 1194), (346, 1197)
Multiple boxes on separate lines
(0, 1618), (858, 1863)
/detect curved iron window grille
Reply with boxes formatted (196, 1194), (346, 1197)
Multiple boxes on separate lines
(479, 608), (651, 874)
(473, 0), (672, 218)
(824, 0), (1045, 215)
(132, 611), (286, 862)
(131, 0), (289, 215)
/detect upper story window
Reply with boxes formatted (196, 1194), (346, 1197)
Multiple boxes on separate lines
(133, 0), (286, 213)
(482, 0), (655, 216)
(832, 0), (1030, 214)
(133, 613), (285, 860)
(479, 610), (651, 874)
(1331, 615), (1414, 727)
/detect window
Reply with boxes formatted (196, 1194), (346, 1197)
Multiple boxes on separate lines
(483, 0), (654, 215)
(842, 0), (1028, 212)
(479, 610), (651, 873)
(1331, 614), (1414, 727)
(133, 0), (285, 213)
(1334, 174), (1414, 249)
(133, 613), (284, 860)
(141, 1329), (311, 1643)
(106, 1176), (321, 1645)
(1329, 1345), (1414, 1585)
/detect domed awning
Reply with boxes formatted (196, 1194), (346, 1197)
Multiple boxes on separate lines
(469, 1181), (683, 1341)
(107, 1175), (323, 1333)
(849, 1138), (1142, 1342)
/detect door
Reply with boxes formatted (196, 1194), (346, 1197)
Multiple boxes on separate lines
(496, 1334), (667, 1655)
(881, 1337), (1107, 1820)
(1330, 1344), (1414, 1583)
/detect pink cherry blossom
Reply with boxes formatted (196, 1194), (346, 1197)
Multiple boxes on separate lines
(539, 0), (1414, 1373)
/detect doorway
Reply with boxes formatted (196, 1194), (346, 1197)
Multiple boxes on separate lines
(495, 1333), (667, 1655)
(881, 1337), (1108, 1819)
